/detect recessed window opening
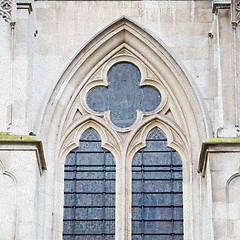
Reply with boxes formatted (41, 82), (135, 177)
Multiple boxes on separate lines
(132, 128), (183, 240)
(63, 129), (116, 240)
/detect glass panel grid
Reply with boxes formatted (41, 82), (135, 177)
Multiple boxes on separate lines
(132, 129), (183, 240)
(63, 129), (115, 239)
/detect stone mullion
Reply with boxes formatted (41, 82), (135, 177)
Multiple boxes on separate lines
(115, 142), (133, 240)
(115, 147), (127, 240)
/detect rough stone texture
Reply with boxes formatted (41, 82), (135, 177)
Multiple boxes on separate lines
(200, 143), (240, 240)
(0, 0), (240, 239)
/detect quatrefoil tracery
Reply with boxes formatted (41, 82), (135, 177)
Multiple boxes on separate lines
(86, 62), (161, 129)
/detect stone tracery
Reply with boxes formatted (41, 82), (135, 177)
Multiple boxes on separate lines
(87, 62), (161, 128)
(0, 0), (13, 23)
(232, 0), (240, 28)
(40, 17), (210, 239)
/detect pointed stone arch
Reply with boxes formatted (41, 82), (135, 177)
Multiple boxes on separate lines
(125, 116), (191, 239)
(59, 116), (122, 163)
(38, 16), (211, 239)
(39, 16), (211, 146)
(126, 115), (188, 162)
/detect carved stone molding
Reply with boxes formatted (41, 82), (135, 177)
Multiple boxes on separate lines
(0, 133), (46, 174)
(0, 0), (13, 23)
(232, 0), (240, 28)
(212, 0), (231, 14)
(16, 2), (32, 14)
(198, 138), (240, 177)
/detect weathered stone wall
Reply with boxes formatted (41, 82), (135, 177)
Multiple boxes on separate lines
(0, 134), (45, 240)
(1, 0), (240, 239)
(199, 140), (240, 240)
(31, 1), (214, 134)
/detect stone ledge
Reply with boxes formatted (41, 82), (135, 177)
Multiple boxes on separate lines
(212, 0), (231, 14)
(16, 2), (32, 14)
(0, 133), (46, 174)
(198, 138), (240, 177)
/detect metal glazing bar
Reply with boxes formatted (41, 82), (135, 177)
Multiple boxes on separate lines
(132, 170), (182, 173)
(63, 219), (115, 221)
(132, 191), (182, 194)
(132, 205), (183, 208)
(64, 170), (115, 173)
(78, 140), (102, 142)
(70, 151), (109, 153)
(170, 150), (174, 240)
(64, 191), (115, 194)
(132, 164), (182, 167)
(103, 148), (106, 239)
(64, 178), (115, 181)
(65, 164), (115, 167)
(132, 233), (183, 236)
(64, 205), (115, 208)
(141, 150), (144, 240)
(132, 219), (183, 222)
(63, 233), (115, 236)
(132, 178), (183, 181)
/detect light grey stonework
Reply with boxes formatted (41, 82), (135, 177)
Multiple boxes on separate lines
(0, 0), (240, 239)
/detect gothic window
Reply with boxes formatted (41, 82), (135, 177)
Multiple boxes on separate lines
(62, 60), (184, 239)
(63, 129), (115, 239)
(132, 128), (183, 239)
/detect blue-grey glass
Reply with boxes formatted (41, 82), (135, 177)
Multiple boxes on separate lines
(74, 237), (103, 240)
(144, 236), (171, 240)
(173, 194), (183, 205)
(132, 128), (183, 239)
(147, 128), (166, 139)
(76, 194), (103, 206)
(63, 129), (115, 238)
(105, 194), (115, 206)
(65, 153), (75, 164)
(81, 129), (101, 140)
(87, 62), (161, 128)
(105, 235), (115, 240)
(173, 208), (183, 220)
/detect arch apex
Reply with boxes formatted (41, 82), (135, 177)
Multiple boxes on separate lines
(40, 15), (211, 159)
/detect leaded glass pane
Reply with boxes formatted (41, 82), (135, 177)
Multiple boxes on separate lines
(132, 128), (183, 239)
(87, 62), (161, 128)
(63, 129), (115, 239)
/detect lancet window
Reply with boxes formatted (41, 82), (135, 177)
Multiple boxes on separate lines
(132, 128), (183, 239)
(63, 129), (116, 239)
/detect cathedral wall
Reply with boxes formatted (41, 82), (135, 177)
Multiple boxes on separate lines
(1, 0), (240, 239)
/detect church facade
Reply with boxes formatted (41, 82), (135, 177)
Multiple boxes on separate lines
(0, 0), (240, 239)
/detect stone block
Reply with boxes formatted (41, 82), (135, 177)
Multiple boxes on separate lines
(212, 202), (227, 219)
(196, 8), (213, 23)
(175, 8), (192, 22)
(213, 218), (228, 237)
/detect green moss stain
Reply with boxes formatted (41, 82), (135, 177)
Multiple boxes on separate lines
(207, 138), (240, 143)
(0, 132), (37, 141)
